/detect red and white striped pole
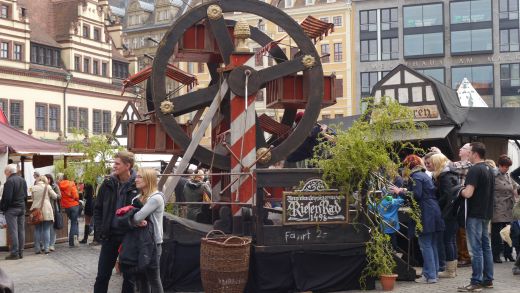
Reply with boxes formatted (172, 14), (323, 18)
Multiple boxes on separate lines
(228, 20), (257, 215)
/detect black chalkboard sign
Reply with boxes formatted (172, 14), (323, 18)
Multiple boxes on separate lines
(282, 191), (348, 225)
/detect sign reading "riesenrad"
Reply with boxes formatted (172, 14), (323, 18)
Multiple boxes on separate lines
(282, 179), (348, 225)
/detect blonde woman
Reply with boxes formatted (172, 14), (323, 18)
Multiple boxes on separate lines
(31, 176), (58, 254)
(133, 168), (164, 293)
(430, 153), (460, 278)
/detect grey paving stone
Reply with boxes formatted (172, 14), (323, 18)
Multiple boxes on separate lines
(1, 232), (519, 293)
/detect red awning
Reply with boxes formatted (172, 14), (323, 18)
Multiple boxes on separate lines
(0, 108), (8, 125)
(0, 123), (66, 154)
(300, 15), (334, 42)
(121, 64), (198, 95)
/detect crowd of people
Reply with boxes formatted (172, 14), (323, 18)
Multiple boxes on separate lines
(0, 151), (166, 293)
(385, 142), (520, 292)
(2, 139), (520, 293)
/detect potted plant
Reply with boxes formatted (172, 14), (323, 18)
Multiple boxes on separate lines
(363, 228), (397, 290)
(313, 98), (425, 290)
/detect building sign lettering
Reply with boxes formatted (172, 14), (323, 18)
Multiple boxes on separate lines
(409, 105), (440, 121)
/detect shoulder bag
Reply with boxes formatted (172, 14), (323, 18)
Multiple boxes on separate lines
(28, 185), (48, 225)
(53, 198), (64, 230)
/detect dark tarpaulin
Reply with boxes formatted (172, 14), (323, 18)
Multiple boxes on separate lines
(247, 246), (372, 293)
(320, 114), (362, 130)
(459, 107), (520, 138)
(160, 215), (374, 292)
(0, 123), (66, 154)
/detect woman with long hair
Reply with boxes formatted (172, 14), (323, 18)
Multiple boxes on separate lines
(45, 174), (61, 252)
(392, 154), (445, 284)
(31, 175), (58, 254)
(430, 154), (460, 278)
(133, 168), (164, 293)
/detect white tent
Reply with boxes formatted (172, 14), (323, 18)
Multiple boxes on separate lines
(456, 78), (488, 107)
(456, 78), (520, 169)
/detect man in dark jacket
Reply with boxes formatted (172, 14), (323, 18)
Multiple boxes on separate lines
(0, 164), (28, 260)
(93, 151), (138, 293)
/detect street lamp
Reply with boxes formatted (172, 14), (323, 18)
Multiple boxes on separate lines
(63, 73), (73, 138)
(146, 37), (160, 45)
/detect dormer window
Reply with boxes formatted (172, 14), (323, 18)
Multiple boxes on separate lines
(285, 0), (294, 8)
(83, 25), (90, 38)
(93, 28), (100, 41)
(1, 4), (8, 19)
(158, 10), (169, 21)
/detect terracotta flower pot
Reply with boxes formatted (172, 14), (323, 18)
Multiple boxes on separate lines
(380, 274), (398, 291)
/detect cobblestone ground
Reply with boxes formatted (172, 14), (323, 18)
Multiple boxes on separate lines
(1, 223), (519, 293)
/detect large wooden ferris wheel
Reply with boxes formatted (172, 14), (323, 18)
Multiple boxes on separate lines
(150, 0), (336, 171)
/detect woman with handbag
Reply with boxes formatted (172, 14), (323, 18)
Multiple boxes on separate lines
(45, 174), (62, 251)
(491, 155), (519, 263)
(31, 175), (58, 254)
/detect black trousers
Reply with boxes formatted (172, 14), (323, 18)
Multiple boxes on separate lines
(137, 244), (164, 293)
(491, 222), (513, 259)
(93, 236), (135, 293)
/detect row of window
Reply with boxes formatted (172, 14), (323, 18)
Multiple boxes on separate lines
(361, 63), (520, 107)
(1, 41), (23, 61)
(320, 43), (343, 63)
(360, 0), (507, 61)
(30, 44), (60, 67)
(284, 0), (337, 9)
(82, 24), (102, 42)
(74, 55), (109, 76)
(0, 100), (114, 134)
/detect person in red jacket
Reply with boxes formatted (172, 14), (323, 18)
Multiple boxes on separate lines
(59, 174), (80, 247)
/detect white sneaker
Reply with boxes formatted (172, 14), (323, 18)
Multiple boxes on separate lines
(49, 246), (55, 251)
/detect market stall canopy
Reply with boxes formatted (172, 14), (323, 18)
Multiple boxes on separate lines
(320, 114), (362, 129)
(458, 107), (520, 139)
(0, 123), (66, 155)
(393, 125), (455, 142)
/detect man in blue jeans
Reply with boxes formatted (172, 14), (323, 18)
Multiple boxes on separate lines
(0, 164), (28, 260)
(458, 142), (495, 292)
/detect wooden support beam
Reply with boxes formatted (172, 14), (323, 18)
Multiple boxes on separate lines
(163, 81), (229, 202)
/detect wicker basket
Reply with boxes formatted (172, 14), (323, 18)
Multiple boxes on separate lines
(200, 230), (252, 293)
